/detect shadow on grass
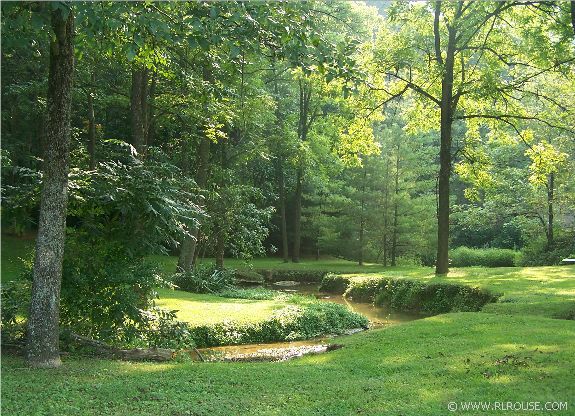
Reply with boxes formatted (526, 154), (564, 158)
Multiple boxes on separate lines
(2, 313), (574, 416)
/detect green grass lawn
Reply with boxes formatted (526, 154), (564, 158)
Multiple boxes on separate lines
(342, 266), (575, 319)
(2, 312), (574, 415)
(154, 253), (575, 319)
(3, 240), (575, 415)
(155, 288), (285, 326)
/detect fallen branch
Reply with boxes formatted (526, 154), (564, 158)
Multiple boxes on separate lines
(68, 333), (174, 362)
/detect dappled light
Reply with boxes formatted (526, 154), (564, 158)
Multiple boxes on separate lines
(2, 0), (574, 414)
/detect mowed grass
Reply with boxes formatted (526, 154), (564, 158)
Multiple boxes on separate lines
(1, 240), (575, 414)
(343, 266), (575, 319)
(154, 253), (575, 319)
(155, 288), (285, 326)
(2, 312), (574, 416)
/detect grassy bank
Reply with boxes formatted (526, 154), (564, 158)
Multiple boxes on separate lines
(3, 312), (574, 415)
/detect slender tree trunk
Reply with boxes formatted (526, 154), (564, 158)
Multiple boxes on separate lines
(130, 67), (146, 155)
(271, 55), (290, 262)
(26, 7), (74, 369)
(547, 172), (554, 248)
(87, 72), (96, 170)
(435, 27), (456, 275)
(278, 162), (289, 262)
(292, 168), (303, 263)
(382, 157), (390, 267)
(359, 162), (367, 266)
(215, 223), (225, 270)
(177, 136), (211, 272)
(571, 1), (575, 36)
(292, 79), (312, 263)
(145, 71), (156, 148)
(391, 145), (400, 266)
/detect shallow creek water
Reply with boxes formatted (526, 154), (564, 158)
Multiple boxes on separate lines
(197, 282), (423, 362)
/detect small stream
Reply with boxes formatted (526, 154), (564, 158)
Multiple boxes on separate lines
(198, 281), (423, 362)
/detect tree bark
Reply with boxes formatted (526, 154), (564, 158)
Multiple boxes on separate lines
(87, 72), (96, 169)
(359, 162), (367, 266)
(391, 144), (400, 267)
(146, 72), (157, 147)
(215, 223), (225, 270)
(435, 25), (457, 275)
(130, 66), (147, 155)
(292, 79), (312, 263)
(177, 136), (211, 272)
(547, 172), (554, 249)
(278, 161), (289, 262)
(382, 155), (390, 267)
(292, 168), (303, 263)
(26, 6), (74, 369)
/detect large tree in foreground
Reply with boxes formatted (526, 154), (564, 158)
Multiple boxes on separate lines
(26, 4), (75, 368)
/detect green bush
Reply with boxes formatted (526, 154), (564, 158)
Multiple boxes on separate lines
(188, 300), (369, 348)
(342, 275), (499, 314)
(450, 247), (518, 267)
(373, 279), (498, 314)
(256, 269), (328, 283)
(216, 287), (283, 300)
(345, 278), (389, 302)
(519, 235), (575, 266)
(319, 273), (350, 294)
(172, 264), (235, 293)
(0, 280), (31, 344)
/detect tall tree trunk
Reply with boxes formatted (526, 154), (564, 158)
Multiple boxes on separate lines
(130, 67), (146, 155)
(382, 156), (390, 267)
(391, 145), (400, 266)
(26, 7), (74, 369)
(435, 26), (456, 275)
(278, 161), (289, 262)
(147, 72), (157, 147)
(87, 72), (96, 169)
(177, 136), (211, 272)
(547, 172), (554, 249)
(215, 223), (225, 270)
(292, 79), (313, 263)
(271, 55), (289, 262)
(292, 168), (303, 263)
(359, 162), (367, 266)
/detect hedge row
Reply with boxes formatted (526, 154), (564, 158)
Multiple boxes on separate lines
(449, 247), (518, 267)
(189, 301), (369, 348)
(319, 274), (499, 315)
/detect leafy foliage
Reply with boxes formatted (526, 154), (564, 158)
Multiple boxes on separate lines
(171, 264), (235, 294)
(450, 247), (519, 268)
(189, 300), (369, 348)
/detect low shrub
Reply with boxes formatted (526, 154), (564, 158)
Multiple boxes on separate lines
(340, 274), (499, 314)
(319, 273), (351, 294)
(0, 280), (31, 344)
(518, 235), (575, 266)
(256, 269), (328, 283)
(450, 247), (518, 267)
(188, 301), (369, 348)
(374, 279), (498, 314)
(345, 277), (389, 302)
(172, 264), (235, 293)
(216, 287), (284, 300)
